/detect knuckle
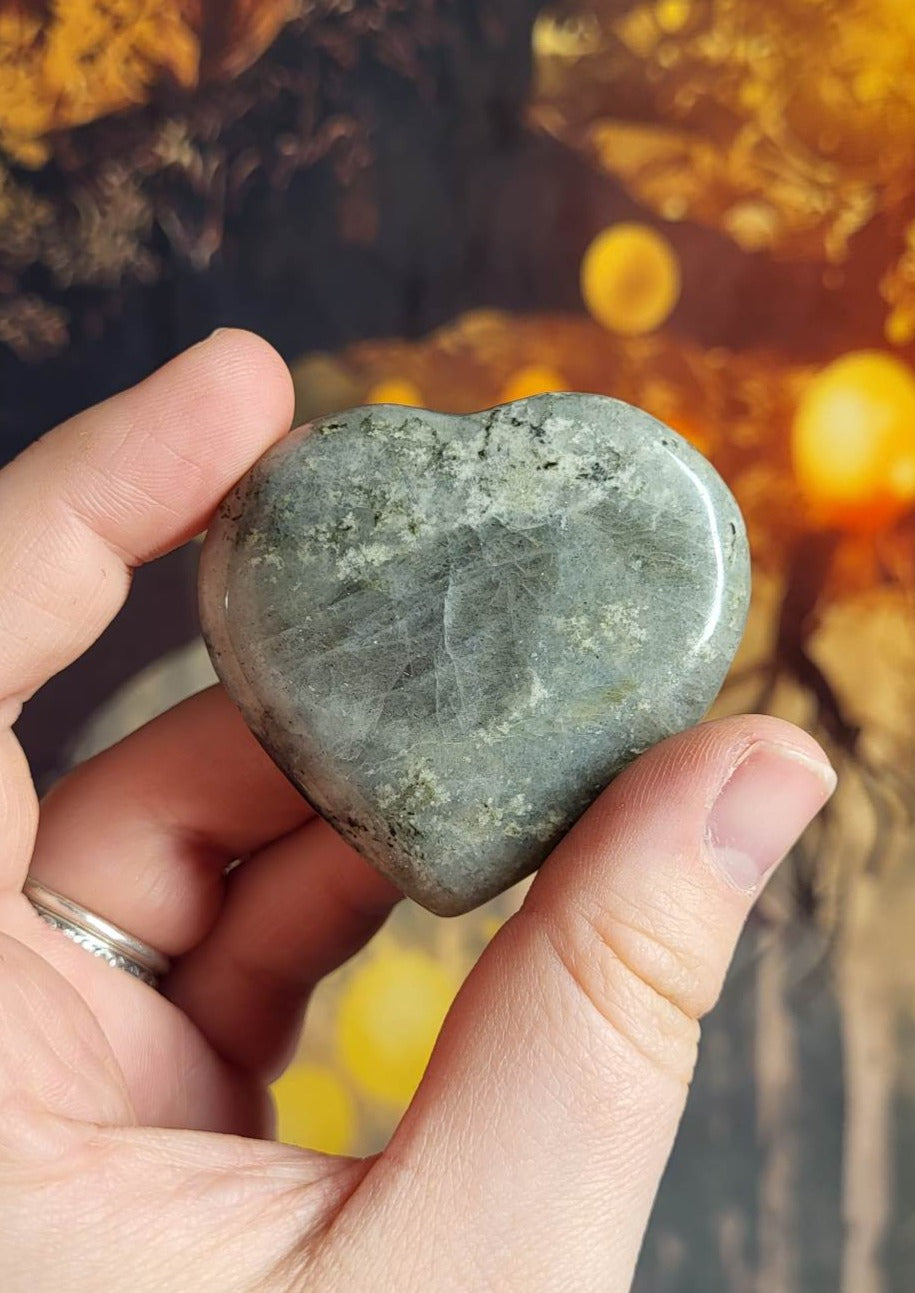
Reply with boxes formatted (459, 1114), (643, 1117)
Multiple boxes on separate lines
(536, 892), (717, 1084)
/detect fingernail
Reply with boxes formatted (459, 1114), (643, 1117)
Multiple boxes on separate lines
(706, 741), (837, 893)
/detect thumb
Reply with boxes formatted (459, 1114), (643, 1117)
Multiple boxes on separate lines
(328, 716), (835, 1292)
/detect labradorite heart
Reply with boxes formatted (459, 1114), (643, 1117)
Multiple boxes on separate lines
(199, 394), (750, 915)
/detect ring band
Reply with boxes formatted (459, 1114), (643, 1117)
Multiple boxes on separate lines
(23, 877), (171, 989)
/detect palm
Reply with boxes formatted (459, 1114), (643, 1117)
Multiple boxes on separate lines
(0, 871), (377, 1292)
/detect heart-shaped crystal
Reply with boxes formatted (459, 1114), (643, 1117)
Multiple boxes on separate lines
(199, 394), (750, 914)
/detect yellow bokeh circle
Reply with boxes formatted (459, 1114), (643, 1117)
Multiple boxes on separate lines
(655, 0), (691, 35)
(499, 364), (568, 402)
(885, 308), (915, 348)
(791, 351), (915, 530)
(581, 223), (681, 336)
(271, 1062), (356, 1155)
(336, 947), (459, 1106)
(365, 378), (424, 407)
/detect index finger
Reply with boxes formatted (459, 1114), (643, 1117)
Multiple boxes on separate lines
(0, 330), (294, 885)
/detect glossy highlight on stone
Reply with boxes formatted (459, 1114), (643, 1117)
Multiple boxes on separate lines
(199, 394), (751, 914)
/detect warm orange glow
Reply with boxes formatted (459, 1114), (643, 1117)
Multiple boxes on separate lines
(581, 223), (681, 336)
(336, 947), (459, 1106)
(655, 0), (691, 35)
(0, 1), (294, 165)
(499, 364), (569, 402)
(365, 378), (424, 407)
(885, 308), (915, 348)
(791, 351), (915, 530)
(271, 1062), (356, 1154)
(665, 413), (711, 457)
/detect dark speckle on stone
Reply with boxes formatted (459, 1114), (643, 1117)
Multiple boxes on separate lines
(199, 393), (751, 915)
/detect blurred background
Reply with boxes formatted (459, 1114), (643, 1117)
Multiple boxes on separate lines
(3, 2), (915, 1289)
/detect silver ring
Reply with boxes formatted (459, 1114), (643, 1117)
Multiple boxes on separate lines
(23, 877), (171, 990)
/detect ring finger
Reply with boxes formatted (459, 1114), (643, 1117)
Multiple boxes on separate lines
(28, 684), (312, 958)
(27, 681), (400, 1084)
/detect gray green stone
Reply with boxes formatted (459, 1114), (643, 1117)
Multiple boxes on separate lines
(199, 394), (750, 914)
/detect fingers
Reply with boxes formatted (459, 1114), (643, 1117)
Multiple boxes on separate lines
(30, 682), (397, 1094)
(166, 818), (400, 1079)
(333, 716), (836, 1292)
(0, 330), (294, 889)
(0, 329), (292, 708)
(3, 886), (287, 1135)
(29, 686), (312, 956)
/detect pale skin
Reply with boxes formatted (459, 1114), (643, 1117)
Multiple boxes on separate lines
(0, 332), (836, 1291)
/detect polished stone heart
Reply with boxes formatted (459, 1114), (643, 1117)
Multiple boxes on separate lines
(199, 394), (750, 914)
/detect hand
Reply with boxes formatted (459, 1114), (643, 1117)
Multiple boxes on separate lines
(0, 332), (835, 1291)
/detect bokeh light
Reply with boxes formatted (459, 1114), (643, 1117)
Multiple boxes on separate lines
(885, 308), (915, 348)
(499, 364), (569, 402)
(791, 351), (915, 530)
(654, 0), (691, 35)
(581, 223), (681, 337)
(365, 378), (424, 407)
(271, 1062), (356, 1154)
(336, 946), (460, 1106)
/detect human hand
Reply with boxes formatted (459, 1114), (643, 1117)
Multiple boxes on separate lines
(0, 332), (835, 1291)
